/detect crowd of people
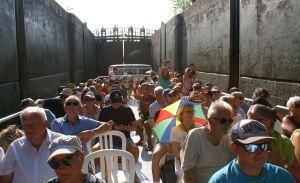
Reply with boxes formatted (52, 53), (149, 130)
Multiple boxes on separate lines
(0, 61), (300, 183)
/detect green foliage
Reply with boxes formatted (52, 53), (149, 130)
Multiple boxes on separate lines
(169, 0), (191, 15)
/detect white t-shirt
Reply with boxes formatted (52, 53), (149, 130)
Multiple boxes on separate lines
(182, 127), (235, 183)
(229, 114), (243, 134)
(109, 71), (116, 80)
(170, 123), (202, 148)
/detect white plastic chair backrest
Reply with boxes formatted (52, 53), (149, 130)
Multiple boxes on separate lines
(83, 149), (135, 183)
(86, 130), (127, 171)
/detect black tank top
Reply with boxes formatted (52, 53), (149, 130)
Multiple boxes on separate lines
(286, 115), (300, 138)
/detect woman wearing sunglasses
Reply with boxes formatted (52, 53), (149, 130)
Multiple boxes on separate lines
(170, 104), (203, 181)
(248, 104), (300, 182)
(182, 101), (235, 183)
(80, 91), (101, 121)
(282, 96), (300, 138)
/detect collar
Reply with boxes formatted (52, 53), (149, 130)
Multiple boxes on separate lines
(65, 114), (82, 124)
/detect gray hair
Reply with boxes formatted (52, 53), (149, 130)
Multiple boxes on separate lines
(154, 86), (163, 94)
(207, 100), (232, 118)
(65, 95), (83, 108)
(219, 96), (235, 103)
(287, 96), (300, 108)
(20, 107), (47, 123)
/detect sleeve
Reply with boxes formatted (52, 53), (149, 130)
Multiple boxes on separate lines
(51, 119), (62, 132)
(45, 109), (56, 127)
(182, 130), (201, 171)
(127, 107), (136, 124)
(170, 128), (180, 142)
(98, 107), (108, 121)
(84, 117), (100, 130)
(0, 145), (16, 175)
(149, 103), (155, 118)
(44, 98), (57, 106)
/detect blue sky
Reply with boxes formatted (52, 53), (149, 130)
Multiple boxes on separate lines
(55, 0), (174, 32)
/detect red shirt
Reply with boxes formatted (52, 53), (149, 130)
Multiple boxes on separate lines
(101, 86), (109, 95)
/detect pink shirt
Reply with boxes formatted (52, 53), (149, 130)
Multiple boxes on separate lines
(182, 76), (193, 96)
(81, 104), (101, 120)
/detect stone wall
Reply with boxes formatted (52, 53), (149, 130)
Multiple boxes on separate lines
(0, 0), (96, 128)
(151, 0), (300, 106)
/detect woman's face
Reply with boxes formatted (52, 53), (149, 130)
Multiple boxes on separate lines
(162, 68), (168, 76)
(181, 107), (195, 123)
(84, 97), (94, 106)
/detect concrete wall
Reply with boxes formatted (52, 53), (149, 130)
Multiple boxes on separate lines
(0, 0), (96, 128)
(151, 0), (300, 105)
(124, 41), (151, 65)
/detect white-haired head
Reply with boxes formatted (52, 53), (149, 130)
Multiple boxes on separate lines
(207, 100), (232, 118)
(287, 96), (300, 108)
(20, 106), (47, 123)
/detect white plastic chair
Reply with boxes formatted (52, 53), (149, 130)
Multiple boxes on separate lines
(83, 149), (135, 183)
(86, 130), (128, 172)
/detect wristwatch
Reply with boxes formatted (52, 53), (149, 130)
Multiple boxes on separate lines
(93, 129), (97, 135)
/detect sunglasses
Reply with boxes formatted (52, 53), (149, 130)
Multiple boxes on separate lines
(48, 154), (77, 169)
(293, 104), (300, 108)
(211, 117), (233, 124)
(85, 98), (94, 102)
(168, 94), (176, 97)
(60, 95), (69, 99)
(237, 142), (268, 153)
(65, 102), (79, 106)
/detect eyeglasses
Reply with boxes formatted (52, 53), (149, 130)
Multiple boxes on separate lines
(184, 110), (195, 114)
(60, 95), (69, 99)
(85, 98), (94, 102)
(236, 142), (268, 153)
(211, 117), (233, 124)
(293, 104), (300, 108)
(193, 100), (201, 103)
(48, 154), (77, 169)
(65, 102), (79, 106)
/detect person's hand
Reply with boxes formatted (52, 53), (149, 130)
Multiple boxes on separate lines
(114, 124), (125, 131)
(107, 120), (115, 127)
(81, 138), (90, 146)
(268, 148), (285, 167)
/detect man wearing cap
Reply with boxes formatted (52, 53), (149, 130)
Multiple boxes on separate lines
(135, 83), (156, 150)
(0, 107), (62, 183)
(96, 90), (140, 183)
(51, 96), (113, 155)
(44, 136), (105, 183)
(212, 86), (221, 100)
(152, 88), (176, 183)
(35, 88), (73, 118)
(229, 87), (250, 113)
(209, 119), (295, 183)
(108, 67), (118, 81)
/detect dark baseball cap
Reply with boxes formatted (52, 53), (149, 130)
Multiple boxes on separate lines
(162, 88), (176, 97)
(231, 119), (275, 144)
(229, 87), (240, 94)
(110, 90), (123, 103)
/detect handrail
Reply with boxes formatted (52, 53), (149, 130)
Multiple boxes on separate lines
(221, 92), (289, 111)
(0, 111), (21, 124)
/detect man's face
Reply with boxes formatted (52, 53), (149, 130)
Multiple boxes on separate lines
(209, 107), (232, 135)
(231, 139), (268, 172)
(71, 89), (77, 95)
(52, 153), (83, 183)
(113, 69), (118, 73)
(164, 93), (175, 105)
(21, 113), (48, 142)
(212, 91), (221, 99)
(111, 103), (121, 109)
(234, 94), (244, 107)
(155, 90), (164, 102)
(141, 86), (150, 95)
(64, 99), (81, 116)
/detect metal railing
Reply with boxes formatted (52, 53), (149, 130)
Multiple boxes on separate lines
(0, 111), (21, 124)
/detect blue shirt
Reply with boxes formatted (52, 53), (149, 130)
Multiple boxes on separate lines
(208, 159), (295, 183)
(51, 115), (99, 154)
(44, 109), (56, 129)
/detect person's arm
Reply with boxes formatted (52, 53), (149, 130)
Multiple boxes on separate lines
(291, 131), (300, 166)
(184, 167), (198, 183)
(282, 116), (297, 137)
(93, 121), (113, 135)
(183, 67), (191, 79)
(34, 99), (45, 106)
(0, 172), (13, 183)
(171, 141), (181, 162)
(285, 156), (300, 183)
(158, 61), (166, 79)
(114, 121), (137, 132)
(170, 61), (175, 78)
